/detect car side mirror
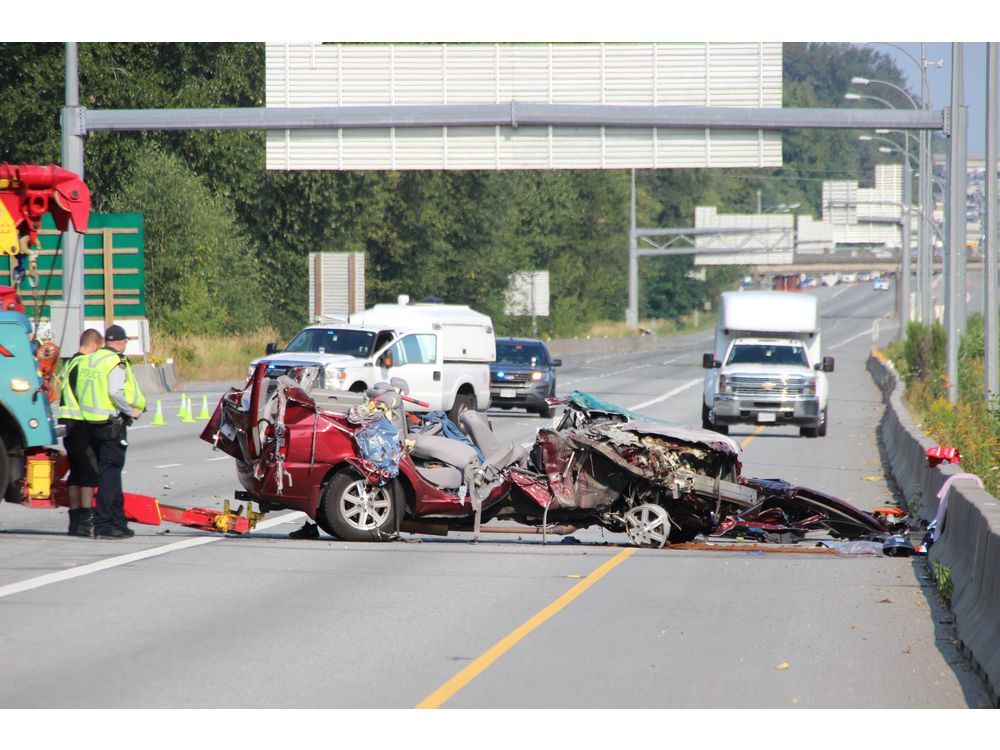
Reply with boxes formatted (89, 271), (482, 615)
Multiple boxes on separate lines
(265, 342), (279, 355)
(818, 356), (835, 373)
(702, 352), (720, 369)
(552, 358), (562, 367)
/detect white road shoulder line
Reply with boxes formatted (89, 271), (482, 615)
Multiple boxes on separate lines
(0, 511), (306, 600)
(629, 378), (702, 411)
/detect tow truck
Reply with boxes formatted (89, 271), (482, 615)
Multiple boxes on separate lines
(1, 162), (256, 534)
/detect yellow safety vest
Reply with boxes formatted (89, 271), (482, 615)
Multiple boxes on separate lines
(57, 353), (86, 421)
(76, 349), (146, 422)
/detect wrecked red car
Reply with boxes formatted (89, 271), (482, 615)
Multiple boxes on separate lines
(202, 365), (889, 547)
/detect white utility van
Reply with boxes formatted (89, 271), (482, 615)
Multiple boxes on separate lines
(701, 291), (834, 438)
(252, 298), (494, 423)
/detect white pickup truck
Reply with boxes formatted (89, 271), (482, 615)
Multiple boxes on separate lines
(701, 291), (834, 438)
(251, 301), (495, 423)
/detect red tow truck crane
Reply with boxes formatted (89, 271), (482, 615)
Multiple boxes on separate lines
(1, 163), (255, 534)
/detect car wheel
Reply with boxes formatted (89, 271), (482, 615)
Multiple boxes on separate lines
(319, 469), (396, 542)
(448, 393), (475, 429)
(537, 404), (553, 419)
(800, 425), (818, 438)
(817, 408), (828, 437)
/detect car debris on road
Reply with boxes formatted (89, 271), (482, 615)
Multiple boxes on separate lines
(198, 366), (909, 551)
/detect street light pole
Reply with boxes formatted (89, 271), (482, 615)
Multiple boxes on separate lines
(946, 43), (968, 403)
(920, 44), (935, 324)
(861, 135), (913, 335)
(627, 168), (638, 330)
(54, 42), (86, 352)
(985, 42), (999, 409)
(853, 75), (932, 325)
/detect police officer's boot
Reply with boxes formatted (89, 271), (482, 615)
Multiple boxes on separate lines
(69, 508), (95, 538)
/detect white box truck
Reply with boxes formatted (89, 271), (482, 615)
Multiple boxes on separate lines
(251, 298), (495, 423)
(701, 291), (834, 438)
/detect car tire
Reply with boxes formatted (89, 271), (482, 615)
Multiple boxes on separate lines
(817, 408), (828, 437)
(537, 404), (553, 419)
(448, 393), (475, 429)
(800, 425), (818, 438)
(319, 468), (396, 542)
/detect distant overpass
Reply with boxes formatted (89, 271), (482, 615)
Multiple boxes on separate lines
(753, 255), (983, 275)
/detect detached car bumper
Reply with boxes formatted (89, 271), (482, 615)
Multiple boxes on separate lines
(711, 395), (821, 426)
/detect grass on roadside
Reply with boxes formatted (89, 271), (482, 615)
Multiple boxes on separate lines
(583, 312), (714, 339)
(145, 312), (714, 384)
(148, 328), (280, 382)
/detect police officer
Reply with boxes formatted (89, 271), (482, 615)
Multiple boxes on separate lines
(58, 328), (104, 537)
(76, 324), (146, 539)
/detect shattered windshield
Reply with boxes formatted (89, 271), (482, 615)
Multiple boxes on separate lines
(284, 329), (377, 357)
(726, 344), (809, 367)
(496, 342), (548, 366)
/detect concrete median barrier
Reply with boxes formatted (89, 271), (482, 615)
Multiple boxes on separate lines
(868, 350), (1000, 705)
(546, 334), (662, 358)
(132, 363), (178, 397)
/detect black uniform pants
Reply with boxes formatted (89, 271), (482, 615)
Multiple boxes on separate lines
(63, 420), (100, 487)
(92, 421), (129, 533)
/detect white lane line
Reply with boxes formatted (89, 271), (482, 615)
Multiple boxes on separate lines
(629, 378), (702, 411)
(828, 314), (892, 351)
(155, 463), (182, 469)
(0, 511), (306, 600)
(207, 456), (230, 461)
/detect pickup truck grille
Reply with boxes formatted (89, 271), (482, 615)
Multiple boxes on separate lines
(727, 374), (812, 399)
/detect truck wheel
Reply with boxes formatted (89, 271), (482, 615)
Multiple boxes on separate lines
(817, 408), (828, 437)
(0, 434), (9, 500)
(319, 468), (396, 542)
(448, 393), (475, 428)
(799, 424), (818, 438)
(702, 404), (728, 435)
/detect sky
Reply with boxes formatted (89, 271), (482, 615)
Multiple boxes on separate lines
(874, 43), (991, 157)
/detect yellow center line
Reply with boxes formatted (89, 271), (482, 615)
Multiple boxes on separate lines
(415, 547), (637, 709)
(740, 425), (766, 449)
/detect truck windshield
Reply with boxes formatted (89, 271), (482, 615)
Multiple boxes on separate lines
(726, 344), (809, 367)
(284, 329), (377, 357)
(496, 342), (548, 365)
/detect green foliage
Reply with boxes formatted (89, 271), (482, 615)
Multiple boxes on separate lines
(890, 315), (1000, 499)
(105, 147), (265, 336)
(899, 320), (948, 398)
(0, 42), (918, 341)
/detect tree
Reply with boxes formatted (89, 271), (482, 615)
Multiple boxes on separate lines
(105, 147), (265, 336)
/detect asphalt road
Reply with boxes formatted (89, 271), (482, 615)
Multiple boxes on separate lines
(0, 281), (992, 709)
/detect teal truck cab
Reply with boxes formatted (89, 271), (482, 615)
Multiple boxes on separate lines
(0, 292), (60, 500)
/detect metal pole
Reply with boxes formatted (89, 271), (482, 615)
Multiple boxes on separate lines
(985, 42), (999, 408)
(946, 43), (968, 403)
(918, 42), (932, 323)
(626, 169), (638, 330)
(55, 42), (86, 352)
(900, 148), (912, 336)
